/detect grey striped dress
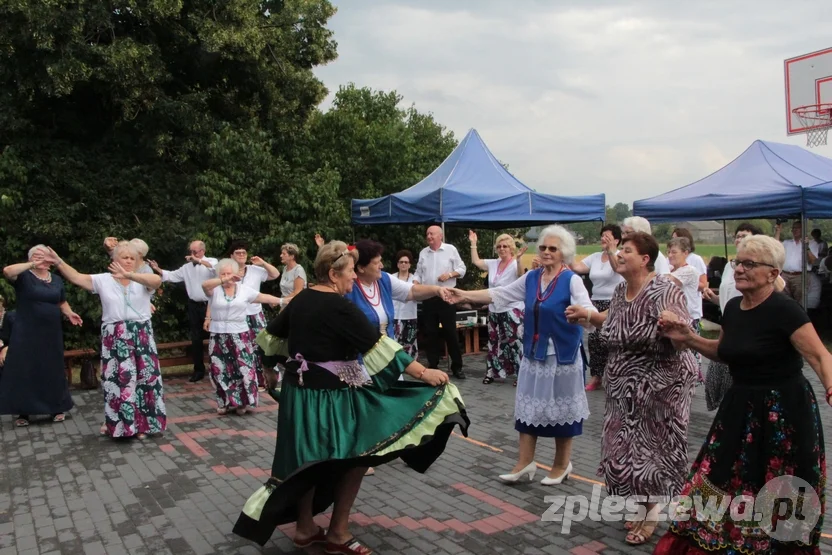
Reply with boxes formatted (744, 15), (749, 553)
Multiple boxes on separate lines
(598, 275), (698, 498)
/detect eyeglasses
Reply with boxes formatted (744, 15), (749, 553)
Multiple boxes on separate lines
(496, 245), (511, 249)
(731, 259), (775, 271)
(398, 260), (410, 264)
(232, 250), (247, 256)
(189, 250), (201, 255)
(538, 245), (559, 253)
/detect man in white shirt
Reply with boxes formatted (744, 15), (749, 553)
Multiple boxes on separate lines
(415, 226), (467, 379)
(149, 240), (217, 382)
(775, 220), (820, 308)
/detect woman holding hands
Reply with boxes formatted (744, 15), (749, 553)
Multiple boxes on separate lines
(469, 230), (525, 386)
(43, 243), (167, 439)
(653, 234), (831, 555)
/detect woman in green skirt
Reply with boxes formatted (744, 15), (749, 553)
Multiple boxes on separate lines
(233, 240), (470, 555)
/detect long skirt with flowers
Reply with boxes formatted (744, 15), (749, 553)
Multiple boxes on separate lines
(485, 308), (523, 379)
(653, 374), (826, 554)
(587, 300), (610, 378)
(393, 318), (418, 359)
(100, 320), (167, 438)
(209, 331), (258, 409)
(247, 311), (267, 387)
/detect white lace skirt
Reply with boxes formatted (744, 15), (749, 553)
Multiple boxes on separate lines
(514, 355), (590, 429)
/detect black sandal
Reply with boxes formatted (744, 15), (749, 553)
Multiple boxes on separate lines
(482, 376), (494, 384)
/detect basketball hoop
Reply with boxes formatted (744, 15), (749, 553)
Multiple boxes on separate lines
(793, 103), (832, 147)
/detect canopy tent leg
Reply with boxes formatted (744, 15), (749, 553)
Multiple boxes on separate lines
(723, 220), (728, 259)
(802, 214), (808, 310)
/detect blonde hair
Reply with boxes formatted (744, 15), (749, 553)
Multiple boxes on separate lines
(738, 235), (785, 270)
(537, 225), (576, 264)
(281, 243), (300, 260)
(315, 241), (357, 284)
(129, 238), (149, 258)
(494, 233), (516, 255)
(215, 258), (240, 275)
(622, 216), (652, 234)
(112, 241), (139, 260)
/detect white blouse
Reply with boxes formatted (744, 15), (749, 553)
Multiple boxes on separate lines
(671, 265), (703, 320)
(388, 273), (417, 320)
(208, 284), (260, 334)
(92, 274), (154, 324)
(485, 259), (524, 313)
(580, 251), (623, 301)
(241, 265), (269, 316)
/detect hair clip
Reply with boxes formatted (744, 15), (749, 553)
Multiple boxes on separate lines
(347, 245), (356, 251)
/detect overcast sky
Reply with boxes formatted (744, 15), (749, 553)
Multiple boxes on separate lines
(313, 0), (832, 205)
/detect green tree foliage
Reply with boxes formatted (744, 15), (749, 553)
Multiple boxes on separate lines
(0, 2), (465, 348)
(0, 0), (337, 347)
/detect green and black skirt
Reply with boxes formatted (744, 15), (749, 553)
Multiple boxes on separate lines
(233, 334), (470, 546)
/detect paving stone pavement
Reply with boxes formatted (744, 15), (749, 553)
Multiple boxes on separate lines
(1, 354), (832, 555)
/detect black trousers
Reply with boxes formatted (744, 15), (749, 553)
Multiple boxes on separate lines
(187, 300), (208, 376)
(422, 297), (462, 372)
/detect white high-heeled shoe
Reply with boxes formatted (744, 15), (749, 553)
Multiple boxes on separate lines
(497, 461), (537, 483)
(541, 462), (572, 486)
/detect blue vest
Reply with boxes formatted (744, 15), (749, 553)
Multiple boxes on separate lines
(345, 272), (396, 338)
(522, 268), (583, 364)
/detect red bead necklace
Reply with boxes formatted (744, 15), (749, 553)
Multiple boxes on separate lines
(357, 279), (381, 306)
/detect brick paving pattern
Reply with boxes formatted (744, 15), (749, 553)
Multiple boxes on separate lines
(1, 354), (831, 554)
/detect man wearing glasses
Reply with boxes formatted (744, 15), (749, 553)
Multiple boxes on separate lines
(150, 241), (218, 382)
(775, 220), (820, 308)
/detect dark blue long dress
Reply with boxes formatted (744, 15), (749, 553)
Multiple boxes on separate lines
(0, 271), (73, 416)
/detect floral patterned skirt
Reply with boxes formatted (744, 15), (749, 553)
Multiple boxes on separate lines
(247, 312), (267, 387)
(654, 373), (826, 554)
(393, 318), (418, 359)
(100, 320), (166, 438)
(486, 309), (523, 379)
(209, 332), (258, 409)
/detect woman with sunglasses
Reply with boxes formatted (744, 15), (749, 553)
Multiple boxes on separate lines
(469, 231), (526, 386)
(389, 249), (419, 359)
(654, 234), (832, 555)
(448, 225), (594, 486)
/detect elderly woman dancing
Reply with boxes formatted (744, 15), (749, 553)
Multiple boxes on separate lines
(44, 243), (167, 439)
(233, 241), (468, 554)
(202, 259), (281, 415)
(0, 246), (82, 427)
(653, 235), (832, 555)
(469, 230), (525, 386)
(450, 225), (593, 485)
(566, 232), (698, 546)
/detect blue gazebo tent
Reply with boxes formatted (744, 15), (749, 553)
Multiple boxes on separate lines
(351, 129), (605, 228)
(633, 140), (832, 222)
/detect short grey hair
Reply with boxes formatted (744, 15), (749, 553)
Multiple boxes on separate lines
(112, 241), (139, 260)
(622, 216), (652, 234)
(129, 238), (149, 258)
(537, 225), (576, 264)
(738, 235), (785, 270)
(281, 243), (300, 259)
(190, 240), (206, 252)
(667, 237), (691, 253)
(215, 258), (239, 275)
(28, 244), (47, 260)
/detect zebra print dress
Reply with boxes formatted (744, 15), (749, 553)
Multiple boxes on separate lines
(598, 275), (698, 498)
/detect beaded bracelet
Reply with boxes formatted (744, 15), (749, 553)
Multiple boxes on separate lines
(416, 368), (427, 380)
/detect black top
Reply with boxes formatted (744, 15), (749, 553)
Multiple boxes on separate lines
(0, 310), (14, 348)
(267, 288), (382, 362)
(717, 292), (810, 384)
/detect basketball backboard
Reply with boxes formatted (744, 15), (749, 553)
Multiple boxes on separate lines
(784, 47), (832, 136)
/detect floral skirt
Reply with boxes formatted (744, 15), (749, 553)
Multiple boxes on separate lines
(654, 373), (826, 554)
(393, 318), (418, 359)
(100, 320), (167, 438)
(587, 300), (610, 378)
(486, 309), (523, 379)
(247, 312), (267, 387)
(209, 332), (258, 409)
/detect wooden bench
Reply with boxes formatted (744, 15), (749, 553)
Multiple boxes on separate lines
(64, 340), (210, 386)
(445, 323), (487, 356)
